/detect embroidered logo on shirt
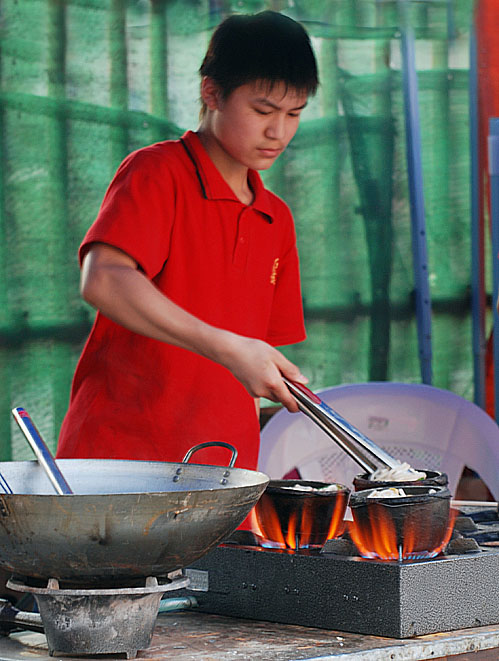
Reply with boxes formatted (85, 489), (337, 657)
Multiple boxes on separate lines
(270, 258), (279, 285)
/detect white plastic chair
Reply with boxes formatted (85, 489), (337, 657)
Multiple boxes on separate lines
(259, 382), (499, 501)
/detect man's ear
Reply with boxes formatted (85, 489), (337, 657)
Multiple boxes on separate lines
(200, 76), (222, 111)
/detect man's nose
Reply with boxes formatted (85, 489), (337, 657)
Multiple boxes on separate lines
(265, 114), (286, 140)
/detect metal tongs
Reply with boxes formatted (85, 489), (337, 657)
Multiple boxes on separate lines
(283, 378), (403, 474)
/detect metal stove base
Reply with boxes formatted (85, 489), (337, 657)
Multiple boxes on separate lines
(6, 573), (189, 658)
(180, 545), (499, 639)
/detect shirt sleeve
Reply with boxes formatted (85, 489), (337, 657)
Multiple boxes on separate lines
(265, 206), (306, 347)
(79, 149), (176, 279)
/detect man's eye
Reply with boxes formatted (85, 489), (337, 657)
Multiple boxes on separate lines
(254, 108), (271, 115)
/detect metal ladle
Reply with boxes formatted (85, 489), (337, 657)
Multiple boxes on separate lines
(0, 471), (12, 495)
(12, 407), (73, 495)
(283, 378), (402, 474)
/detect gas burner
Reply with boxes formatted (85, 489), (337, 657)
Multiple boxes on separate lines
(179, 505), (499, 638)
(5, 571), (189, 658)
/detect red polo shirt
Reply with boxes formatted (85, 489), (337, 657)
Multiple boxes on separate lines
(57, 131), (305, 469)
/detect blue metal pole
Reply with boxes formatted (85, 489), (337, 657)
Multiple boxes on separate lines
(488, 118), (499, 421)
(398, 0), (432, 384)
(470, 25), (486, 409)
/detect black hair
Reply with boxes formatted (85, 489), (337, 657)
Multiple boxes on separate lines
(199, 11), (318, 114)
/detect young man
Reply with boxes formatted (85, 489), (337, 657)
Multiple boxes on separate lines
(56, 11), (319, 469)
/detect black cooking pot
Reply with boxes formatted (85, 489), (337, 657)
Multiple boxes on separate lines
(349, 485), (452, 560)
(254, 479), (350, 548)
(353, 469), (448, 492)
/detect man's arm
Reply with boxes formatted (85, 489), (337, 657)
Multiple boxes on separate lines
(81, 243), (307, 412)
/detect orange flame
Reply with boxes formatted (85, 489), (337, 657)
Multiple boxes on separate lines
(286, 512), (298, 548)
(348, 503), (457, 560)
(251, 491), (348, 550)
(250, 504), (286, 547)
(326, 493), (347, 540)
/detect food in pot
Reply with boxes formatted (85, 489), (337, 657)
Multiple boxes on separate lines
(369, 462), (426, 482)
(367, 486), (437, 498)
(353, 468), (448, 493)
(280, 483), (341, 492)
(368, 487), (407, 498)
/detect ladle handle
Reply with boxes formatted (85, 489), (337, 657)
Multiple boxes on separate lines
(0, 472), (13, 495)
(12, 408), (73, 495)
(283, 378), (401, 472)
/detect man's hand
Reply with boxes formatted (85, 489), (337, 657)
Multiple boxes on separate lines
(213, 334), (308, 412)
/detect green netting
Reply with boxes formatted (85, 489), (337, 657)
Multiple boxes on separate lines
(0, 0), (479, 459)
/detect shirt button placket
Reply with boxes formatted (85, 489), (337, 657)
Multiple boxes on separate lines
(234, 207), (250, 269)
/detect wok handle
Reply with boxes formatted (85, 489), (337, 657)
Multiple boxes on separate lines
(182, 441), (238, 468)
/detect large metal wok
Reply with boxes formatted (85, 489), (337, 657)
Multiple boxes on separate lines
(0, 443), (269, 584)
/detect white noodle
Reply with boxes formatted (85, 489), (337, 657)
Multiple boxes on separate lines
(280, 483), (341, 492)
(367, 487), (407, 498)
(369, 462), (426, 482)
(368, 486), (437, 499)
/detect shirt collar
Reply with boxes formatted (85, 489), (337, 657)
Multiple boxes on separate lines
(180, 130), (274, 223)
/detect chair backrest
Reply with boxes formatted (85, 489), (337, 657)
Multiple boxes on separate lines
(259, 382), (499, 500)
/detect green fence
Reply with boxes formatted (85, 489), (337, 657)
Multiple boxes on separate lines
(0, 0), (478, 459)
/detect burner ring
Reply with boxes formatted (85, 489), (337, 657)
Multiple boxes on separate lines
(7, 572), (189, 595)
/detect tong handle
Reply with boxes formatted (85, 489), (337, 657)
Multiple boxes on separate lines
(283, 378), (400, 472)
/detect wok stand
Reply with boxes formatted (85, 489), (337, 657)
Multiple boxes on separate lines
(2, 571), (190, 658)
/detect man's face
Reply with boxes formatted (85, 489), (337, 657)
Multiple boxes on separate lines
(209, 80), (308, 171)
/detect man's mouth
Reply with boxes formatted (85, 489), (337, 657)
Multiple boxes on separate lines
(258, 147), (281, 158)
